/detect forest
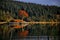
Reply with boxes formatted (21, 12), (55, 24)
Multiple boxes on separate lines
(0, 1), (60, 40)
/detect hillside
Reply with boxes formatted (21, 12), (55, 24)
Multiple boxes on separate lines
(0, 1), (60, 21)
(0, 1), (60, 40)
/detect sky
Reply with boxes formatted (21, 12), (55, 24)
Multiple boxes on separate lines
(14, 0), (60, 6)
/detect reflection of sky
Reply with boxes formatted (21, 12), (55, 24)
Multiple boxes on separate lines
(14, 0), (60, 6)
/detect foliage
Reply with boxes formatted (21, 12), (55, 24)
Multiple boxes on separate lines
(0, 1), (60, 39)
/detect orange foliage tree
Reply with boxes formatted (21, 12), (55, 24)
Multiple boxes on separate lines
(19, 10), (29, 19)
(17, 10), (29, 37)
(18, 10), (29, 31)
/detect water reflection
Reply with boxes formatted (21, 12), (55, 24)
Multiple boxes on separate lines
(0, 21), (60, 40)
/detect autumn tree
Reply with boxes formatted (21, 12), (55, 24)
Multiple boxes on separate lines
(18, 8), (29, 31)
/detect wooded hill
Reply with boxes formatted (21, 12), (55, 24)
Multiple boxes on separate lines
(0, 1), (60, 37)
